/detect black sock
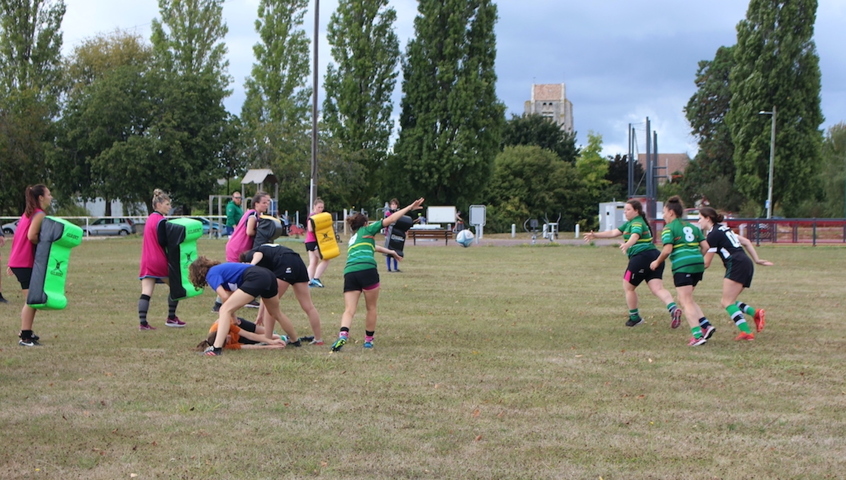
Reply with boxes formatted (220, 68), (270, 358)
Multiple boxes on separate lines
(20, 329), (33, 340)
(167, 296), (178, 319)
(365, 330), (375, 337)
(138, 294), (151, 324)
(699, 317), (711, 328)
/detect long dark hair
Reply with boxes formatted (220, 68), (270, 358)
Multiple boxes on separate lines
(24, 184), (48, 217)
(626, 199), (652, 236)
(699, 206), (724, 224)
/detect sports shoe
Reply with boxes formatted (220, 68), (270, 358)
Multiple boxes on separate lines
(211, 301), (222, 313)
(625, 316), (644, 327)
(165, 317), (186, 328)
(203, 346), (223, 356)
(310, 339), (324, 345)
(18, 338), (40, 346)
(363, 341), (374, 349)
(299, 336), (315, 343)
(0, 295), (8, 304)
(753, 309), (766, 333)
(287, 339), (302, 347)
(312, 278), (325, 288)
(734, 332), (755, 341)
(688, 336), (707, 346)
(702, 325), (717, 340)
(139, 323), (156, 331)
(20, 331), (40, 341)
(670, 308), (683, 329)
(245, 300), (260, 308)
(330, 336), (347, 352)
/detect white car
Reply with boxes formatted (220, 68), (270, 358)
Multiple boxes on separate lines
(84, 217), (136, 236)
(2, 219), (19, 235)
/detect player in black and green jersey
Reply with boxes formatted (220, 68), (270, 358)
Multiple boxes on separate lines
(699, 207), (773, 341)
(650, 196), (714, 346)
(330, 198), (425, 352)
(584, 199), (682, 329)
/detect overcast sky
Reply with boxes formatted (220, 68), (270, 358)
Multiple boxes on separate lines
(61, 0), (846, 157)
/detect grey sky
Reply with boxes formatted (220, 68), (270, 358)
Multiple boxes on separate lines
(61, 0), (846, 157)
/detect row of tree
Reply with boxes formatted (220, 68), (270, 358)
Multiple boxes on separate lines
(675, 0), (844, 218)
(1, 0), (842, 232)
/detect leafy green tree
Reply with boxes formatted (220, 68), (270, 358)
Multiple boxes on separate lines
(149, 0), (232, 209)
(501, 113), (578, 163)
(682, 45), (745, 211)
(483, 145), (582, 232)
(52, 31), (155, 213)
(323, 0), (400, 206)
(726, 0), (823, 216)
(0, 0), (65, 214)
(604, 153), (644, 200)
(240, 0), (311, 214)
(392, 0), (504, 206)
(819, 123), (846, 217)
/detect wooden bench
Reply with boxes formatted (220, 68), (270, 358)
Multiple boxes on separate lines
(408, 229), (453, 245)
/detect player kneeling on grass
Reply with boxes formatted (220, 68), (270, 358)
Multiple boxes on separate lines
(330, 197), (425, 352)
(698, 207), (772, 341)
(196, 317), (287, 351)
(189, 256), (301, 356)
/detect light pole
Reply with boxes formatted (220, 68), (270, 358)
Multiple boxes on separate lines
(758, 106), (776, 219)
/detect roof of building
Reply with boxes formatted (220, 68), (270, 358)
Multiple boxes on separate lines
(636, 153), (691, 178)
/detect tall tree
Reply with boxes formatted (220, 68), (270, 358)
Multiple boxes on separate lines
(392, 0), (504, 206)
(726, 0), (823, 215)
(501, 113), (578, 163)
(323, 0), (399, 206)
(240, 0), (311, 214)
(149, 0), (232, 209)
(682, 45), (745, 211)
(0, 0), (65, 214)
(53, 31), (156, 213)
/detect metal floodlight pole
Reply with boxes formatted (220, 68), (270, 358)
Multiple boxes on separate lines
(309, 0), (320, 212)
(758, 106), (776, 219)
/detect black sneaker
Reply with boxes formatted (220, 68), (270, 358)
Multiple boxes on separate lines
(287, 339), (302, 347)
(19, 338), (40, 347)
(625, 316), (645, 327)
(0, 295), (8, 304)
(298, 336), (315, 343)
(19, 331), (40, 341)
(211, 301), (222, 313)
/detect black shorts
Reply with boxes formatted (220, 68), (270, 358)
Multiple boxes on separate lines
(305, 241), (318, 252)
(239, 266), (278, 299)
(275, 253), (309, 285)
(343, 268), (380, 293)
(235, 318), (260, 345)
(11, 267), (32, 290)
(725, 255), (754, 288)
(624, 249), (663, 286)
(673, 271), (703, 288)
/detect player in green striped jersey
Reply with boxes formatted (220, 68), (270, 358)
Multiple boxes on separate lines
(584, 199), (682, 329)
(650, 196), (714, 346)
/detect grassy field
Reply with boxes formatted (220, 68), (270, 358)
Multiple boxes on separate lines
(1, 237), (844, 479)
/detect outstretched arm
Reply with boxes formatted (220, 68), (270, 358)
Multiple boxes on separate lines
(375, 245), (402, 262)
(583, 228), (623, 242)
(383, 198), (425, 228)
(738, 235), (774, 266)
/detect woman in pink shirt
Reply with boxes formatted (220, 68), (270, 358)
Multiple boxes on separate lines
(7, 185), (52, 346)
(137, 189), (185, 330)
(305, 198), (331, 288)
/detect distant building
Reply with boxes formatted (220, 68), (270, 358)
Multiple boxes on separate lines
(636, 153), (691, 185)
(524, 83), (574, 133)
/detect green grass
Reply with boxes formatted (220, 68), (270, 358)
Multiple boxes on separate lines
(1, 238), (845, 479)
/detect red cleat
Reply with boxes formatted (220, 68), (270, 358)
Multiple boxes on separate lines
(753, 309), (766, 333)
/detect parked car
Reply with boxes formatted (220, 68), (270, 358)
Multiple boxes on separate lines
(84, 217), (136, 236)
(2, 219), (19, 235)
(189, 217), (221, 236)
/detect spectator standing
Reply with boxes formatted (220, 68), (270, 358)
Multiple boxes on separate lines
(225, 191), (243, 236)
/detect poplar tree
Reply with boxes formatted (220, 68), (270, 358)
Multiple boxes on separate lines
(323, 0), (399, 206)
(241, 0), (311, 212)
(393, 0), (504, 206)
(149, 0), (232, 208)
(726, 0), (823, 215)
(0, 0), (64, 214)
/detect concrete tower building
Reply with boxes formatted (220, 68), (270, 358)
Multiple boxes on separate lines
(524, 83), (574, 132)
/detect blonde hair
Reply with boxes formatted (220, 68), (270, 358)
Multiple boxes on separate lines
(152, 189), (171, 208)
